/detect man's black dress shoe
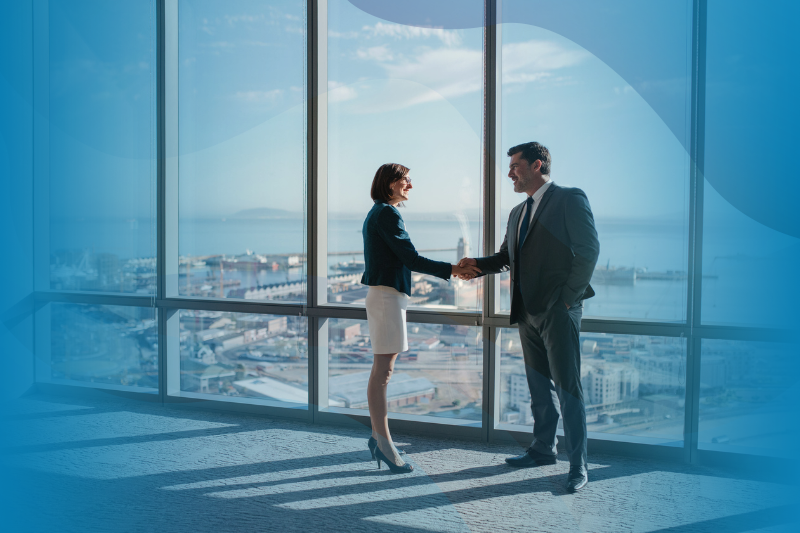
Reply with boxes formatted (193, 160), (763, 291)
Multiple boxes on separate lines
(505, 448), (558, 467)
(566, 465), (588, 493)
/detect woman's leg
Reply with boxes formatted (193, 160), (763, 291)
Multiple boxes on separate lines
(368, 353), (405, 464)
(368, 353), (398, 440)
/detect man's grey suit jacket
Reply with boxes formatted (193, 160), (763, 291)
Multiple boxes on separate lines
(476, 183), (600, 323)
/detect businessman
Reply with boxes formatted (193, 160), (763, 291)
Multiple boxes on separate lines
(460, 142), (599, 492)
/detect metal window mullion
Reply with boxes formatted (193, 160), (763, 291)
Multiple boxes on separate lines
(309, 0), (327, 310)
(32, 0), (51, 386)
(162, 0), (179, 402)
(580, 319), (689, 338)
(489, 0), (504, 320)
(483, 326), (499, 443)
(34, 290), (155, 308)
(483, 0), (498, 321)
(684, 0), (708, 463)
(482, 0), (500, 443)
(312, 316), (330, 422)
(156, 0), (166, 403)
(32, 0), (50, 295)
(308, 0), (327, 422)
(157, 296), (305, 316)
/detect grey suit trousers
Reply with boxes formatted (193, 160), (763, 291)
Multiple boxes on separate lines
(515, 285), (587, 467)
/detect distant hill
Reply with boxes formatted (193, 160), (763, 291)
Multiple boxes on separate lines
(230, 207), (302, 219)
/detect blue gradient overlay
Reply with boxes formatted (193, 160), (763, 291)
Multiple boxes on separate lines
(2, 1), (798, 531)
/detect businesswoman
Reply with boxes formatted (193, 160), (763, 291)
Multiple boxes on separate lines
(362, 163), (480, 473)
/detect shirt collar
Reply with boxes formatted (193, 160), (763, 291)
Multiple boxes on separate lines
(529, 179), (553, 203)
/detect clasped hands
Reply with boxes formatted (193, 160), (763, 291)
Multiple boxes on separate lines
(452, 257), (480, 280)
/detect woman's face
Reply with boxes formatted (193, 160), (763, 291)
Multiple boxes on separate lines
(389, 175), (413, 204)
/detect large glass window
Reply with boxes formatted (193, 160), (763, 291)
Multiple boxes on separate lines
(699, 340), (797, 457)
(497, 2), (692, 322)
(701, 0), (800, 328)
(178, 310), (308, 406)
(327, 318), (483, 423)
(701, 183), (797, 329)
(42, 303), (158, 390)
(28, 0), (799, 464)
(47, 0), (156, 294)
(325, 0), (484, 311)
(178, 0), (307, 302)
(498, 328), (685, 445)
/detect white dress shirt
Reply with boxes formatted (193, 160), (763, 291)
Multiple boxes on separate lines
(516, 180), (554, 243)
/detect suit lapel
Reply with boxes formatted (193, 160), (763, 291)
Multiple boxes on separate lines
(520, 183), (557, 249)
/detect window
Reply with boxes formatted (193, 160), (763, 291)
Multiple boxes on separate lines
(47, 0), (157, 294)
(178, 0), (307, 302)
(325, 0), (484, 312)
(497, 2), (692, 322)
(39, 303), (158, 391)
(498, 328), (685, 445)
(701, 183), (797, 328)
(25, 0), (793, 463)
(702, 0), (800, 328)
(178, 310), (308, 407)
(699, 339), (795, 457)
(327, 318), (482, 423)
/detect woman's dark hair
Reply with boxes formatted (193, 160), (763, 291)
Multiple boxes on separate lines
(370, 163), (410, 203)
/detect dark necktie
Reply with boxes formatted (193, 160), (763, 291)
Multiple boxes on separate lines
(517, 196), (534, 256)
(514, 197), (533, 290)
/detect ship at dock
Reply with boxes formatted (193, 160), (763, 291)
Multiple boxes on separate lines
(591, 261), (690, 285)
(592, 263), (637, 284)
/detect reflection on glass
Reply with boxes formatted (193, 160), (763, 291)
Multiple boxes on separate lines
(47, 303), (158, 389)
(47, 0), (156, 293)
(179, 310), (308, 405)
(497, 8), (691, 321)
(326, 0), (483, 311)
(699, 340), (798, 457)
(327, 319), (482, 422)
(499, 329), (685, 443)
(178, 0), (307, 302)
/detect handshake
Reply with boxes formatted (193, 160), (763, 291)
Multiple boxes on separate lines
(451, 257), (480, 281)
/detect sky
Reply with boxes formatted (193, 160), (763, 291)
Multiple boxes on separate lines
(177, 0), (693, 221)
(44, 0), (798, 260)
(44, 0), (697, 222)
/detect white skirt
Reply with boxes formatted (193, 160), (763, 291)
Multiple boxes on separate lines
(365, 285), (409, 354)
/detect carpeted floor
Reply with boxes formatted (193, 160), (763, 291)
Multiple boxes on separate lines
(0, 393), (795, 532)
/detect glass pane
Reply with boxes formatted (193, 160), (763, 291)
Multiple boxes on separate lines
(178, 310), (308, 406)
(47, 0), (156, 294)
(44, 303), (158, 390)
(498, 328), (685, 444)
(326, 0), (484, 311)
(327, 318), (482, 423)
(701, 183), (798, 329)
(178, 0), (307, 302)
(699, 339), (799, 457)
(702, 1), (800, 328)
(497, 2), (692, 321)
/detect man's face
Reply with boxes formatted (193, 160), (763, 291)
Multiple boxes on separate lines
(508, 152), (537, 194)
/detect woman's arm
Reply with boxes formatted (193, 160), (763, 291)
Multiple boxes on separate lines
(376, 207), (453, 280)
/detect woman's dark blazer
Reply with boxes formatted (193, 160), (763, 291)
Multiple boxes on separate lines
(361, 201), (452, 296)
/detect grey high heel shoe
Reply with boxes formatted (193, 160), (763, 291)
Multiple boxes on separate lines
(368, 436), (405, 459)
(374, 444), (414, 474)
